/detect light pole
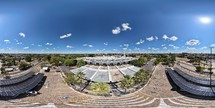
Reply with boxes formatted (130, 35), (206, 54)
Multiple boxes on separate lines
(209, 47), (214, 87)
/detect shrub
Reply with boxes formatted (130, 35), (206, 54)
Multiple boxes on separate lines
(196, 66), (205, 72)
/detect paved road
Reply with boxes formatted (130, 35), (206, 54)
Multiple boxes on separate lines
(142, 58), (156, 71)
(59, 66), (71, 74)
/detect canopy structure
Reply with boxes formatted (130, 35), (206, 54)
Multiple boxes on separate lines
(71, 64), (140, 82)
(80, 56), (137, 65)
(166, 68), (215, 97)
(0, 72), (44, 98)
(0, 72), (34, 86)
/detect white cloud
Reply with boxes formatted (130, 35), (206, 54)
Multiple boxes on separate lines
(163, 47), (167, 50)
(17, 41), (22, 44)
(123, 48), (128, 50)
(162, 34), (168, 40)
(186, 39), (200, 46)
(46, 43), (53, 46)
(155, 36), (158, 40)
(4, 40), (10, 44)
(136, 39), (144, 45)
(169, 44), (179, 49)
(66, 45), (73, 48)
(210, 44), (215, 47)
(113, 49), (118, 51)
(23, 47), (29, 50)
(152, 47), (159, 50)
(136, 42), (141, 45)
(161, 44), (166, 47)
(88, 45), (93, 47)
(83, 44), (88, 46)
(31, 44), (34, 46)
(124, 44), (129, 47)
(146, 36), (154, 41)
(83, 44), (93, 47)
(112, 27), (121, 34)
(17, 42), (22, 45)
(112, 23), (131, 35)
(19, 32), (25, 38)
(38, 45), (42, 47)
(134, 47), (140, 51)
(60, 33), (72, 39)
(104, 42), (108, 46)
(148, 47), (159, 50)
(186, 47), (196, 51)
(14, 39), (22, 45)
(122, 23), (131, 31)
(201, 46), (207, 49)
(162, 34), (178, 41)
(169, 36), (178, 41)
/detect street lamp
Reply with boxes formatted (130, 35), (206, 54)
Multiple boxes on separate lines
(209, 47), (214, 87)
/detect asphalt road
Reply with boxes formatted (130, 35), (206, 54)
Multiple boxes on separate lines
(59, 66), (71, 73)
(142, 58), (156, 71)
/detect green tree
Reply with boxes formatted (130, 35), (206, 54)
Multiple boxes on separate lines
(64, 59), (76, 66)
(90, 82), (110, 93)
(154, 58), (160, 65)
(46, 55), (52, 62)
(0, 67), (7, 75)
(64, 72), (76, 85)
(134, 69), (147, 84)
(130, 57), (146, 67)
(75, 71), (85, 84)
(119, 75), (134, 93)
(50, 56), (65, 66)
(2, 58), (16, 66)
(76, 60), (86, 67)
(146, 54), (152, 61)
(19, 62), (30, 70)
(25, 55), (32, 62)
(196, 66), (205, 72)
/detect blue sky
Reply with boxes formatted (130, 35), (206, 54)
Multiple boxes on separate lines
(0, 0), (215, 54)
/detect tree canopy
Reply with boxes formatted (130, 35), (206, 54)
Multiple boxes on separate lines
(119, 75), (134, 92)
(133, 69), (151, 84)
(76, 60), (86, 67)
(130, 57), (146, 67)
(50, 56), (65, 66)
(19, 62), (30, 70)
(90, 82), (110, 93)
(64, 59), (76, 66)
(25, 55), (32, 62)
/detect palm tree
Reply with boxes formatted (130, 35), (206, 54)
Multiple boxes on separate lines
(119, 75), (134, 93)
(75, 71), (85, 84)
(90, 82), (110, 93)
(64, 72), (76, 85)
(134, 69), (146, 84)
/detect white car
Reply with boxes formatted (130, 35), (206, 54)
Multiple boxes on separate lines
(27, 91), (38, 96)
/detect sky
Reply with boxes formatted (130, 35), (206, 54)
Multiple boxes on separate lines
(0, 0), (215, 54)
